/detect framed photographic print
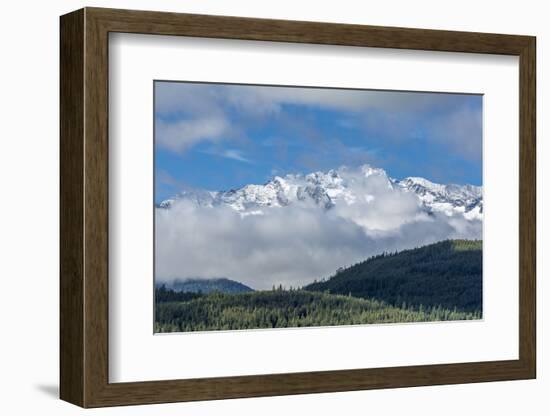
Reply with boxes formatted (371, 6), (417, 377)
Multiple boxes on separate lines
(60, 7), (536, 408)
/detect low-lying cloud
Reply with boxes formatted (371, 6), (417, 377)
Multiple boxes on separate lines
(155, 182), (482, 290)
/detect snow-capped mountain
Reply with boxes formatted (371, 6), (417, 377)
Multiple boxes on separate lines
(159, 165), (482, 221)
(395, 177), (482, 220)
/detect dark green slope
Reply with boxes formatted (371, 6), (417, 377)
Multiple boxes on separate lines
(303, 239), (482, 312)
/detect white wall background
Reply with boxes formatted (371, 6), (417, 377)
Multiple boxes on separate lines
(0, 0), (545, 414)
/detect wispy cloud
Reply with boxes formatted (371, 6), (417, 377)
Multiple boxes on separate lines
(199, 147), (254, 164)
(221, 149), (253, 164)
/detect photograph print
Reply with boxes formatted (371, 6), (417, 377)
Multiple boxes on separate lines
(154, 81), (483, 333)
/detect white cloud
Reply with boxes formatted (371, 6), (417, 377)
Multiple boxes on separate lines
(156, 116), (231, 153)
(201, 148), (253, 164)
(222, 149), (252, 163)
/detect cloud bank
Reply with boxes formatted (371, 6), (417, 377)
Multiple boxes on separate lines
(155, 175), (482, 290)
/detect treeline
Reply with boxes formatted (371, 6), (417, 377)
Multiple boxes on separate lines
(155, 285), (203, 303)
(155, 288), (480, 333)
(303, 239), (482, 312)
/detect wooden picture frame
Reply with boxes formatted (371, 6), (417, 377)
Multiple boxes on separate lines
(60, 7), (536, 408)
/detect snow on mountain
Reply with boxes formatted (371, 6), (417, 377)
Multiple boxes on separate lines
(395, 177), (482, 220)
(159, 165), (482, 221)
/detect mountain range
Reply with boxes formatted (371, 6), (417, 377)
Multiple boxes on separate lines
(158, 164), (482, 221)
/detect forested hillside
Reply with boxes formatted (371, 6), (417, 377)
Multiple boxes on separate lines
(304, 239), (482, 312)
(155, 287), (480, 332)
(155, 239), (482, 332)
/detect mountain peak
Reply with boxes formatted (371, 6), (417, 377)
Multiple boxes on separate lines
(401, 176), (439, 188)
(159, 277), (254, 294)
(360, 164), (386, 177)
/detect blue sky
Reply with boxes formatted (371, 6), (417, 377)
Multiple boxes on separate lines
(154, 81), (482, 203)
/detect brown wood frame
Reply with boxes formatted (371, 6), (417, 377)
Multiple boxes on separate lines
(60, 7), (536, 408)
